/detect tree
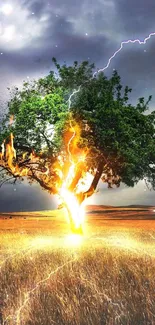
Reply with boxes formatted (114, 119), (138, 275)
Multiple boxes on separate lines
(0, 58), (155, 231)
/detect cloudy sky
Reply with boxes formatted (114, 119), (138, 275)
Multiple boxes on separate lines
(0, 0), (155, 211)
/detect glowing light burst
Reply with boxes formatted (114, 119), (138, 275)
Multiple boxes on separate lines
(65, 234), (83, 247)
(68, 32), (155, 108)
(61, 188), (85, 228)
(30, 236), (53, 248)
(6, 256), (77, 325)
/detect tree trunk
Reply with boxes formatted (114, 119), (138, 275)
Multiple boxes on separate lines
(76, 160), (104, 205)
(68, 161), (85, 192)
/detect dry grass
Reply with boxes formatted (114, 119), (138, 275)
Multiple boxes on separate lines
(0, 210), (155, 325)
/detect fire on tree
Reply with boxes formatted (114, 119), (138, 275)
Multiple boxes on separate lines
(0, 58), (155, 232)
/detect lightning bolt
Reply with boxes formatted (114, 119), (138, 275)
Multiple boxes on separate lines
(67, 32), (155, 158)
(68, 86), (82, 109)
(5, 255), (77, 325)
(67, 119), (76, 164)
(68, 32), (155, 108)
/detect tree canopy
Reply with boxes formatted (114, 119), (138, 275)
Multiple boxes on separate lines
(0, 58), (155, 204)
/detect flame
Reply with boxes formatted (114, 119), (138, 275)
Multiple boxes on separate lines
(0, 141), (5, 160)
(6, 133), (16, 171)
(58, 118), (89, 232)
(0, 133), (29, 177)
(0, 117), (89, 233)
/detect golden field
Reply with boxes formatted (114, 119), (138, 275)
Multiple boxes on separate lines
(0, 206), (155, 325)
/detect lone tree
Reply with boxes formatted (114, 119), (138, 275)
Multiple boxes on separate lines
(0, 58), (155, 230)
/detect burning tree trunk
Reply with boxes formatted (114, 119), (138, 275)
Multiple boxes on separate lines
(0, 128), (117, 235)
(59, 159), (104, 234)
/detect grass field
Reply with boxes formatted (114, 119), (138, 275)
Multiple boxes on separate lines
(0, 206), (155, 325)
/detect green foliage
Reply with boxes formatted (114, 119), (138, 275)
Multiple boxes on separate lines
(2, 74), (69, 154)
(1, 58), (155, 191)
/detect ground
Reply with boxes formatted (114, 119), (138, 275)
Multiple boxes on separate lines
(0, 206), (155, 325)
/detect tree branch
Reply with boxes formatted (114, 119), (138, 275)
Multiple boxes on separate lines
(30, 169), (57, 194)
(40, 131), (52, 149)
(144, 177), (152, 191)
(0, 176), (17, 188)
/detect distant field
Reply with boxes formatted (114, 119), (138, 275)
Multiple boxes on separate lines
(0, 206), (155, 324)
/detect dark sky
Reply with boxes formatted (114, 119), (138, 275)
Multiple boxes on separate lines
(0, 0), (155, 211)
